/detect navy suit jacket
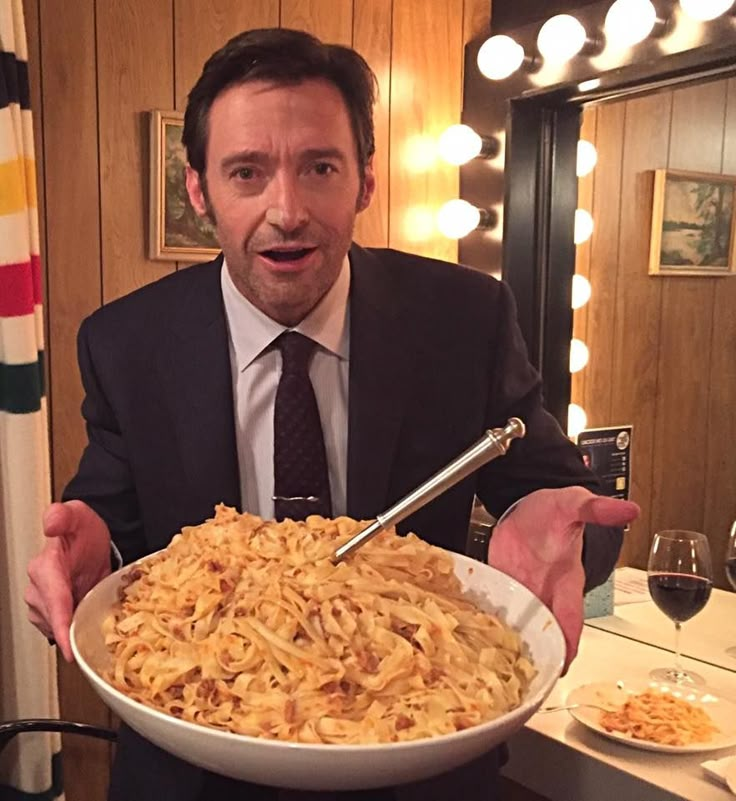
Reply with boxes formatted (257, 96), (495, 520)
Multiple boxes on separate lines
(64, 244), (621, 799)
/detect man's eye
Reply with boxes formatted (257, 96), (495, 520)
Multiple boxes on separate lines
(313, 162), (336, 176)
(232, 167), (255, 180)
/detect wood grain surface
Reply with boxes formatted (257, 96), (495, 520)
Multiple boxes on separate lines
(573, 77), (735, 576)
(389, 0), (464, 261)
(352, 0), (392, 248)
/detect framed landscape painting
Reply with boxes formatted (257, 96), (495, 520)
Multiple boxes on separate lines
(649, 168), (736, 276)
(149, 110), (220, 262)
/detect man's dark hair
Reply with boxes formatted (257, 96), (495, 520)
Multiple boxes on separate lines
(182, 28), (377, 180)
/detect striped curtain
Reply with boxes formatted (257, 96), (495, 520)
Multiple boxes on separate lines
(0, 1), (62, 799)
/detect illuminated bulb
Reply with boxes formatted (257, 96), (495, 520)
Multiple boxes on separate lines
(680, 0), (734, 21)
(578, 78), (601, 92)
(571, 274), (592, 309)
(537, 15), (587, 64)
(437, 200), (481, 239)
(574, 209), (594, 244)
(570, 338), (590, 373)
(477, 35), (525, 80)
(568, 403), (588, 438)
(438, 125), (483, 165)
(576, 140), (598, 177)
(605, 0), (657, 47)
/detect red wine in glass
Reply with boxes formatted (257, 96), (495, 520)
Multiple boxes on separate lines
(647, 530), (713, 685)
(648, 573), (712, 622)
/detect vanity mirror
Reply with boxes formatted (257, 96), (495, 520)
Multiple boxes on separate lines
(459, 0), (736, 577)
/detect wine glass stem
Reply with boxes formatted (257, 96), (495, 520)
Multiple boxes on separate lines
(674, 620), (683, 672)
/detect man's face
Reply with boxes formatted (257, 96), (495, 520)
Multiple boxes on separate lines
(186, 78), (374, 326)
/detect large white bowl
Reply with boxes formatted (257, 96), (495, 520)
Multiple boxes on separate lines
(70, 552), (564, 791)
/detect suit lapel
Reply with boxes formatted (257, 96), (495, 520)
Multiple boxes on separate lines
(157, 249), (415, 522)
(346, 246), (416, 518)
(159, 258), (241, 515)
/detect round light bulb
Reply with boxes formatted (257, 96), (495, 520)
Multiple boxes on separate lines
(477, 35), (525, 80)
(438, 125), (483, 166)
(576, 140), (598, 177)
(574, 209), (594, 244)
(680, 0), (734, 21)
(437, 200), (481, 239)
(578, 78), (601, 92)
(605, 0), (657, 47)
(569, 338), (590, 373)
(571, 274), (592, 309)
(568, 403), (588, 438)
(537, 15), (587, 64)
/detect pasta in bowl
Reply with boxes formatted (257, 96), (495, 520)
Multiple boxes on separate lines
(71, 506), (565, 790)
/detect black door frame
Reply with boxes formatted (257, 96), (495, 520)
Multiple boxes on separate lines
(459, 0), (736, 426)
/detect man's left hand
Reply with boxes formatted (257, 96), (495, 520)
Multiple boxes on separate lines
(487, 487), (640, 672)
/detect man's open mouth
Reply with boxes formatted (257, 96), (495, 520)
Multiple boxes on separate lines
(260, 248), (316, 262)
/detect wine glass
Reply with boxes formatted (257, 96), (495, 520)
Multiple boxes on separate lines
(647, 529), (713, 685)
(726, 521), (736, 659)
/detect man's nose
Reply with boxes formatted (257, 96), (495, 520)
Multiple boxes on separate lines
(266, 174), (309, 232)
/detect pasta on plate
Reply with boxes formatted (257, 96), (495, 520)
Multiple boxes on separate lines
(102, 505), (536, 744)
(599, 690), (719, 746)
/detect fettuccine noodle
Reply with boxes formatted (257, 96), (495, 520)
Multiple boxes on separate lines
(102, 505), (536, 744)
(599, 690), (719, 746)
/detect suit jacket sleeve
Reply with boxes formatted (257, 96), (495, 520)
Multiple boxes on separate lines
(61, 317), (147, 565)
(476, 281), (622, 592)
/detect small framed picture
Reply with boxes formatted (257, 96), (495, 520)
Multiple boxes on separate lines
(149, 110), (220, 262)
(649, 168), (736, 276)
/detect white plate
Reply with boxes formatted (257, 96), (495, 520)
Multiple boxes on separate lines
(728, 757), (736, 794)
(71, 552), (565, 791)
(567, 680), (736, 754)
(701, 755), (736, 794)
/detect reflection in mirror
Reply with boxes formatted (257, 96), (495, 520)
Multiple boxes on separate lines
(571, 74), (736, 586)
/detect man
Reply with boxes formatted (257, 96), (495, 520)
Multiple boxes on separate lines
(26, 28), (638, 801)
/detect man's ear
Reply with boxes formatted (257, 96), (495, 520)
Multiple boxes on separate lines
(357, 158), (376, 213)
(185, 165), (209, 218)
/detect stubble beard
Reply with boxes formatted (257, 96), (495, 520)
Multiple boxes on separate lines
(227, 228), (352, 327)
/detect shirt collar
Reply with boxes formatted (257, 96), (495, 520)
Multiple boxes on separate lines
(221, 255), (351, 372)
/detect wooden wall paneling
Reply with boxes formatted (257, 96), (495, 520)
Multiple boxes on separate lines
(703, 76), (736, 588)
(388, 0), (464, 261)
(570, 107), (596, 410)
(40, 2), (110, 796)
(22, 0), (44, 326)
(609, 91), (671, 569)
(352, 0), (392, 248)
(649, 81), (726, 538)
(280, 0), (354, 44)
(173, 0), (280, 111)
(582, 101), (625, 430)
(41, 0), (101, 497)
(463, 0), (490, 46)
(96, 0), (174, 303)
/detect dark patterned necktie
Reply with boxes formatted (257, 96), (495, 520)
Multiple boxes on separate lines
(273, 331), (333, 521)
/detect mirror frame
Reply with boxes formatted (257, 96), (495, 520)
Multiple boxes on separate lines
(459, 0), (736, 426)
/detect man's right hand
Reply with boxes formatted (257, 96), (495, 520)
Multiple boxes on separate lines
(26, 500), (112, 662)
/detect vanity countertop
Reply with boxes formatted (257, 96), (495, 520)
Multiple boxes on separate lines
(502, 578), (736, 801)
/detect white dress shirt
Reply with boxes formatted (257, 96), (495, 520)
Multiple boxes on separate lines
(220, 257), (350, 519)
